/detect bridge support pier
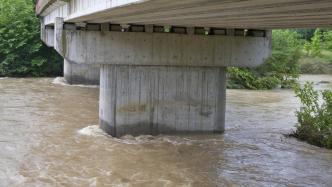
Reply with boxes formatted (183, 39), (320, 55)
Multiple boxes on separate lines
(99, 65), (226, 137)
(47, 18), (271, 136)
(64, 59), (100, 85)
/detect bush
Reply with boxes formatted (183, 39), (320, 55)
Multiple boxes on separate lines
(0, 0), (62, 77)
(227, 67), (280, 90)
(293, 82), (332, 149)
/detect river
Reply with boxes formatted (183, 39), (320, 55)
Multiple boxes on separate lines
(0, 75), (331, 187)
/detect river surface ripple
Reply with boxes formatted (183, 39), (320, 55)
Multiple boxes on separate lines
(0, 75), (332, 187)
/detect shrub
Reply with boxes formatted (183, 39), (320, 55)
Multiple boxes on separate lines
(227, 67), (280, 90)
(227, 67), (256, 89)
(293, 82), (332, 149)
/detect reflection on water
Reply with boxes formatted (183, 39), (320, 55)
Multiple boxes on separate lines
(0, 75), (331, 186)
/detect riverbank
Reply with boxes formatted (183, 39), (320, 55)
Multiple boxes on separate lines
(299, 50), (332, 74)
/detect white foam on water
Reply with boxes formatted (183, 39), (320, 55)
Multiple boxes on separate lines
(118, 134), (194, 145)
(78, 125), (194, 145)
(78, 125), (108, 137)
(52, 77), (68, 86)
(52, 77), (99, 88)
(0, 77), (8, 80)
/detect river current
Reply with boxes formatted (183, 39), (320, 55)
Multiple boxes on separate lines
(0, 75), (331, 186)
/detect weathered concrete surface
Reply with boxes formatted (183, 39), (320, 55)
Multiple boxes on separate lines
(64, 59), (100, 85)
(99, 65), (226, 137)
(55, 28), (271, 67)
(40, 23), (54, 47)
(54, 17), (65, 56)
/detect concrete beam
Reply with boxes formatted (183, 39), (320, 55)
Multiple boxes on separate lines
(56, 26), (271, 67)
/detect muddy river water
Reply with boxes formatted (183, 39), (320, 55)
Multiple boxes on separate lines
(0, 75), (332, 187)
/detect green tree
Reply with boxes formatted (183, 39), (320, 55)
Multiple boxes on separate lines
(0, 0), (62, 77)
(295, 29), (316, 40)
(310, 29), (322, 57)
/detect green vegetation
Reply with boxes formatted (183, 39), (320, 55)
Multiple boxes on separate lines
(299, 51), (332, 74)
(0, 0), (62, 77)
(324, 30), (332, 50)
(308, 29), (322, 57)
(227, 30), (301, 89)
(292, 82), (332, 149)
(299, 30), (332, 74)
(228, 28), (332, 89)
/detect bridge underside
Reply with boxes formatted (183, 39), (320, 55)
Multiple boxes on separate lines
(37, 0), (332, 137)
(39, 0), (332, 29)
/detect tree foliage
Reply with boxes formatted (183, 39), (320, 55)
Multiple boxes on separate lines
(323, 30), (332, 50)
(0, 0), (62, 77)
(310, 29), (322, 57)
(295, 29), (316, 40)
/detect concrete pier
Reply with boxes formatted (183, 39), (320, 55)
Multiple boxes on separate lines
(64, 59), (100, 85)
(41, 22), (100, 85)
(50, 22), (270, 136)
(46, 20), (271, 136)
(99, 65), (226, 137)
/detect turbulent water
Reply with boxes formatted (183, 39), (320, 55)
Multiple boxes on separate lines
(0, 75), (332, 187)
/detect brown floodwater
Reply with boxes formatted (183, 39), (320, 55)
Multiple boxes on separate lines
(0, 75), (331, 187)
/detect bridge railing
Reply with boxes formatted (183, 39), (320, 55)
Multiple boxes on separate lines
(35, 0), (53, 15)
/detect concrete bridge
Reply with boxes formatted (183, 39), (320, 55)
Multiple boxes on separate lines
(37, 0), (332, 137)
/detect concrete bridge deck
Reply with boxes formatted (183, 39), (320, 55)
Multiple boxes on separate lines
(37, 0), (332, 28)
